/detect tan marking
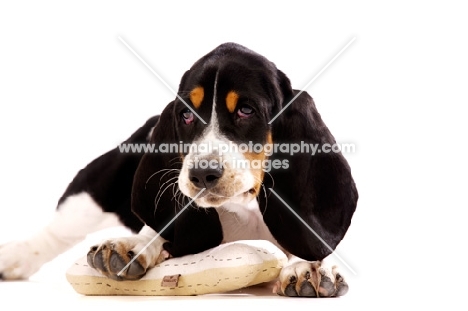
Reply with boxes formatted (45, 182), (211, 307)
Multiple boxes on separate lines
(190, 87), (204, 109)
(243, 131), (273, 195)
(225, 91), (239, 113)
(294, 261), (321, 296)
(266, 131), (273, 145)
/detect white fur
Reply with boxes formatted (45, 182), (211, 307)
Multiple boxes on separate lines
(133, 225), (167, 262)
(217, 200), (279, 246)
(0, 192), (121, 279)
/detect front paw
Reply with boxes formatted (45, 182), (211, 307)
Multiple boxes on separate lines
(87, 237), (168, 281)
(274, 261), (348, 297)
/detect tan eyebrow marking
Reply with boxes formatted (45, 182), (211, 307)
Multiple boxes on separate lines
(190, 87), (204, 109)
(225, 91), (239, 113)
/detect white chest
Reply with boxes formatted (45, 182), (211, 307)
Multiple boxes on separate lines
(216, 200), (279, 246)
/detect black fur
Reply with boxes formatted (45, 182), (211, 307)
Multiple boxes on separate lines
(58, 116), (159, 232)
(260, 89), (358, 260)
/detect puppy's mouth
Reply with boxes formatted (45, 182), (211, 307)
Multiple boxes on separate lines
(199, 188), (256, 197)
(190, 188), (257, 207)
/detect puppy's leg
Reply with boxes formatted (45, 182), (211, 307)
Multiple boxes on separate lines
(273, 256), (348, 297)
(87, 225), (169, 281)
(0, 192), (122, 280)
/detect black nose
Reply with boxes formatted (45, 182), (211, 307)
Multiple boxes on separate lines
(188, 166), (223, 189)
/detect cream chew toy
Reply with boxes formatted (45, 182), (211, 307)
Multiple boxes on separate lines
(66, 240), (287, 296)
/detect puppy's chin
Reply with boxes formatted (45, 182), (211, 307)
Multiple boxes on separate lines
(195, 195), (228, 208)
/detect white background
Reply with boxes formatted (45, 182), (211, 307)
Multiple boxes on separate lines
(1, 1), (467, 309)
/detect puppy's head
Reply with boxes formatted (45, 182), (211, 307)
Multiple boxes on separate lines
(175, 43), (292, 208)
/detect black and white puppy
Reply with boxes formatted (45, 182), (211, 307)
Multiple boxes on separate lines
(0, 43), (358, 297)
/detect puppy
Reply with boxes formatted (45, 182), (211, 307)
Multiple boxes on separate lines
(0, 43), (358, 297)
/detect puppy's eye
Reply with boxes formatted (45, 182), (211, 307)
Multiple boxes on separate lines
(181, 109), (194, 125)
(237, 105), (254, 118)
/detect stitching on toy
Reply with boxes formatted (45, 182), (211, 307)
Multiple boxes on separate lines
(68, 244), (286, 295)
(155, 253), (247, 268)
(69, 264), (282, 295)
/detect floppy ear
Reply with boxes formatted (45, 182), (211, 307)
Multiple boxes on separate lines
(259, 73), (358, 261)
(131, 101), (223, 257)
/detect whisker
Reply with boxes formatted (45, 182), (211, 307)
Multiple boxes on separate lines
(173, 190), (185, 209)
(159, 169), (180, 187)
(170, 161), (184, 167)
(145, 169), (179, 188)
(173, 190), (187, 212)
(260, 182), (268, 215)
(154, 176), (179, 200)
(171, 181), (178, 199)
(154, 181), (178, 215)
(171, 185), (188, 211)
(169, 157), (183, 164)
